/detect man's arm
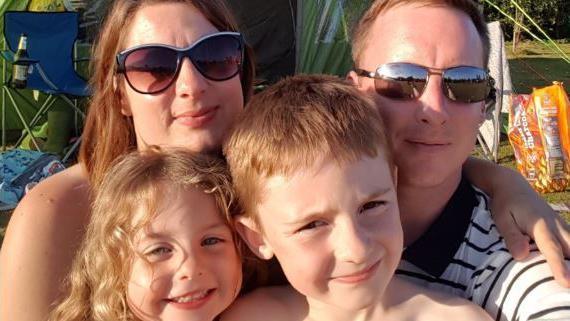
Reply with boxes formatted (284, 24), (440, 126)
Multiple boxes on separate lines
(464, 156), (570, 287)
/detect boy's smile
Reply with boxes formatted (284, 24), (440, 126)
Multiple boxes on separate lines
(240, 154), (403, 311)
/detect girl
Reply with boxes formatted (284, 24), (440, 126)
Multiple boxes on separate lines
(49, 147), (243, 321)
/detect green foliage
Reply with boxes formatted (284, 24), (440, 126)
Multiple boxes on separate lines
(482, 0), (570, 40)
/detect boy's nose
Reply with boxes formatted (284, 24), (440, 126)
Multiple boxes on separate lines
(334, 219), (369, 264)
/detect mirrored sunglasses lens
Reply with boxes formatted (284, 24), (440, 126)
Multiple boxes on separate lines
(444, 66), (489, 103)
(124, 47), (178, 93)
(191, 35), (241, 80)
(375, 64), (427, 99)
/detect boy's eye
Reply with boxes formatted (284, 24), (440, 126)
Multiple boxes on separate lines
(297, 220), (327, 233)
(201, 237), (224, 246)
(359, 200), (387, 213)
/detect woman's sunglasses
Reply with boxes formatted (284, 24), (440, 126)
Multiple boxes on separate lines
(116, 32), (244, 94)
(355, 62), (491, 103)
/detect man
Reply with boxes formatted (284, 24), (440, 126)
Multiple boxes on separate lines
(348, 1), (570, 320)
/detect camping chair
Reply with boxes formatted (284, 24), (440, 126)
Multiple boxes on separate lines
(1, 11), (90, 161)
(478, 21), (513, 162)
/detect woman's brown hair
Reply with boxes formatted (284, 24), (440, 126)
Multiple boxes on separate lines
(79, 0), (255, 189)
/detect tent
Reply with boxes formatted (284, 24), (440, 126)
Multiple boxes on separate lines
(227, 0), (372, 84)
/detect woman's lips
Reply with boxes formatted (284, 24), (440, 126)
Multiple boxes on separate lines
(175, 106), (219, 128)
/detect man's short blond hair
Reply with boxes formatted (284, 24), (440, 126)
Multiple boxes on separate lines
(224, 74), (392, 223)
(351, 0), (490, 66)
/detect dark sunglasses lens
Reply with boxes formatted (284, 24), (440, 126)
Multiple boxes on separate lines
(191, 35), (242, 81)
(375, 63), (427, 100)
(124, 47), (178, 93)
(444, 66), (489, 103)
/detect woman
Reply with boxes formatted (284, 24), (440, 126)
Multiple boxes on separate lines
(0, 1), (566, 320)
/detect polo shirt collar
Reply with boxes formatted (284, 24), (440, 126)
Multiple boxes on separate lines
(402, 175), (478, 277)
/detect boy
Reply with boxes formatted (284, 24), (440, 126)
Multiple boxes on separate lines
(221, 74), (491, 321)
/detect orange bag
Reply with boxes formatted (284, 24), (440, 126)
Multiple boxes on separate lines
(508, 82), (570, 193)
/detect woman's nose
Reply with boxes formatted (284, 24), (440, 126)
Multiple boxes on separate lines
(174, 57), (208, 98)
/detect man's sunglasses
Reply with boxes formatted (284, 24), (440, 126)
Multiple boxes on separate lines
(355, 63), (492, 103)
(116, 32), (244, 94)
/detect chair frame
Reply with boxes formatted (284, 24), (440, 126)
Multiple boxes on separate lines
(1, 11), (89, 162)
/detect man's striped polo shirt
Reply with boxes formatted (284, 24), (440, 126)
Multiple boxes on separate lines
(396, 176), (570, 321)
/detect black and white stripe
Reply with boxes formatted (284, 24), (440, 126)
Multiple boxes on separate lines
(397, 177), (570, 321)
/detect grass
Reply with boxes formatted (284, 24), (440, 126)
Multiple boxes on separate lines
(505, 41), (570, 93)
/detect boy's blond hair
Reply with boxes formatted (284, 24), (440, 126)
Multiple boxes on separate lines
(49, 147), (237, 321)
(224, 74), (392, 224)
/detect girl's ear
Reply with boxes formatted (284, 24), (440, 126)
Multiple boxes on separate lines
(234, 216), (274, 260)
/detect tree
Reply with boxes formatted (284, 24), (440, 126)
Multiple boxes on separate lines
(482, 0), (570, 42)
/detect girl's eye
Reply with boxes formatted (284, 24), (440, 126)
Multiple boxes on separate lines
(359, 200), (387, 213)
(146, 246), (172, 257)
(297, 220), (327, 233)
(202, 237), (224, 246)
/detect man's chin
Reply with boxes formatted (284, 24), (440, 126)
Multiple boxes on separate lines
(397, 165), (461, 189)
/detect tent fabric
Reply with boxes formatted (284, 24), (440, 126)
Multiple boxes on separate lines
(226, 0), (297, 85)
(227, 0), (371, 83)
(297, 0), (371, 76)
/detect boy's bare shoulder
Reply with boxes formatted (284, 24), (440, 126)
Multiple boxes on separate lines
(220, 286), (308, 321)
(387, 277), (492, 321)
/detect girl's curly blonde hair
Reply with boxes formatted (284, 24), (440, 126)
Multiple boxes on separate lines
(48, 147), (238, 321)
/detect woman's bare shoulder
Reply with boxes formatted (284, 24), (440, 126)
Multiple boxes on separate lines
(0, 164), (92, 321)
(2, 163), (92, 249)
(2, 163), (92, 255)
(387, 277), (492, 321)
(12, 164), (90, 219)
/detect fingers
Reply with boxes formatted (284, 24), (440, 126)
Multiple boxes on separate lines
(532, 218), (570, 288)
(554, 217), (570, 257)
(494, 211), (530, 260)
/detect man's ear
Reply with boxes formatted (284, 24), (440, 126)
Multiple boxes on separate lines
(114, 76), (132, 116)
(346, 70), (360, 87)
(234, 216), (274, 260)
